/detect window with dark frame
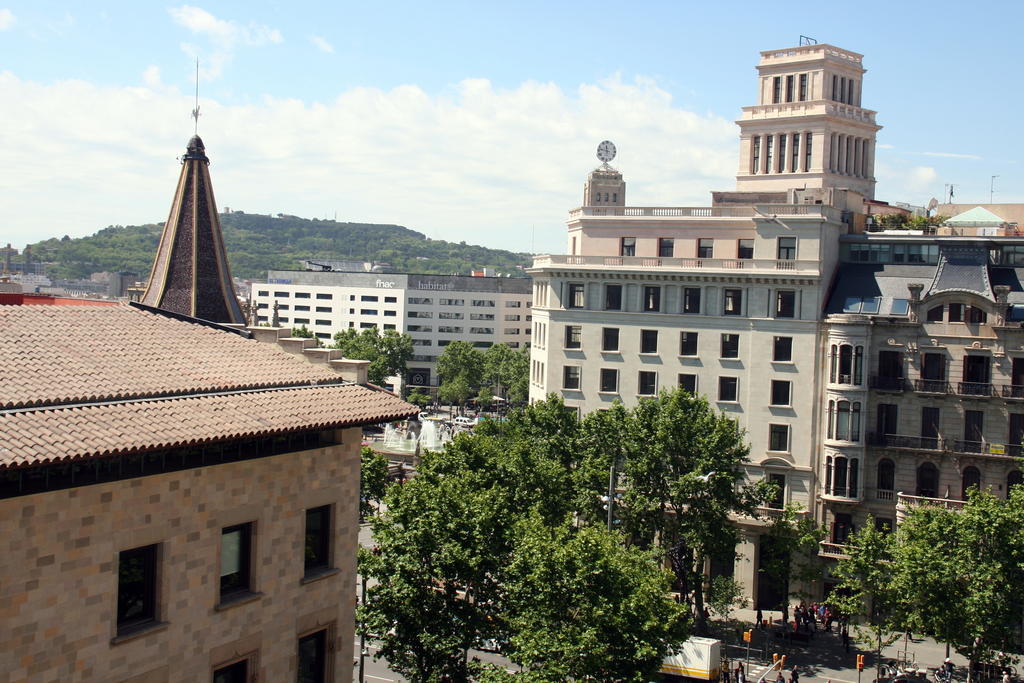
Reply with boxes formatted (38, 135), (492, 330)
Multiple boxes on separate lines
(643, 286), (661, 312)
(770, 380), (791, 406)
(775, 290), (796, 318)
(719, 377), (738, 401)
(798, 73), (808, 101)
(213, 660), (249, 683)
(564, 325), (582, 349)
(304, 506), (332, 574)
(926, 305), (944, 322)
(567, 283), (585, 309)
(723, 289), (742, 315)
(658, 238), (675, 258)
(777, 236), (797, 260)
(117, 544), (158, 634)
(640, 329), (658, 354)
(638, 371), (657, 395)
(563, 366), (581, 390)
(948, 303), (964, 322)
(738, 239), (754, 259)
(220, 523), (253, 600)
(720, 333), (739, 359)
(602, 327), (619, 352)
(698, 238), (714, 259)
(769, 424), (789, 451)
(683, 288), (701, 314)
(773, 337), (793, 362)
(620, 237), (636, 256)
(600, 368), (618, 393)
(604, 284), (622, 310)
(679, 374), (697, 394)
(680, 331), (698, 356)
(298, 629), (329, 683)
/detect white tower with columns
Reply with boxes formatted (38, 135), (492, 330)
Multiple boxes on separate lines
(735, 43), (881, 199)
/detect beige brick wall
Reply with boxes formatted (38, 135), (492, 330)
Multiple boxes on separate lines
(0, 427), (361, 682)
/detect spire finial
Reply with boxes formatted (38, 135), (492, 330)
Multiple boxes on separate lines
(191, 59), (201, 135)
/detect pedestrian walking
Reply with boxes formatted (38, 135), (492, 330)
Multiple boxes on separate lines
(736, 662), (746, 683)
(757, 608), (763, 628)
(791, 668), (800, 683)
(842, 626), (850, 653)
(723, 667), (731, 683)
(775, 671), (785, 683)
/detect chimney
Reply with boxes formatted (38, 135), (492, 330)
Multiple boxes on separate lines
(907, 283), (924, 301)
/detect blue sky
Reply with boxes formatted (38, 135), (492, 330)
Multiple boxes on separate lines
(2, 1), (1021, 255)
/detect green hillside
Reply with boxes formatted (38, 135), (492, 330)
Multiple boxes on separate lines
(27, 212), (532, 280)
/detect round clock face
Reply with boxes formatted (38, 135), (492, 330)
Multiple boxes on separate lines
(597, 140), (616, 163)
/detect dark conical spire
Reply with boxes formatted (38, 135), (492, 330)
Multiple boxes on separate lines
(140, 136), (244, 324)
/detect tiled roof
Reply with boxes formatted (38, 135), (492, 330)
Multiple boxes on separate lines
(0, 384), (414, 469)
(929, 246), (993, 299)
(0, 305), (344, 410)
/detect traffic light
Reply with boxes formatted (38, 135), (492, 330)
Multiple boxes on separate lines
(743, 630), (751, 643)
(857, 655), (865, 671)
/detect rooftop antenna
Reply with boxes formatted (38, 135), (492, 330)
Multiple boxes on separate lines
(990, 175), (999, 204)
(191, 59), (201, 135)
(799, 35), (818, 46)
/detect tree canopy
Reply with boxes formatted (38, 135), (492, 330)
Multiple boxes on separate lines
(332, 328), (414, 385)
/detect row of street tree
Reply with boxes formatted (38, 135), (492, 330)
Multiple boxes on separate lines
(832, 490), (1024, 682)
(359, 389), (789, 682)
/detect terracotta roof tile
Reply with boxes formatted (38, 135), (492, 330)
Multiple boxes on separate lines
(0, 305), (345, 409)
(0, 384), (414, 469)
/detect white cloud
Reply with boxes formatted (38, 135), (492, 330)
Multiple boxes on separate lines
(142, 66), (162, 88)
(168, 6), (282, 79)
(923, 151), (982, 161)
(908, 165), (938, 191)
(309, 35), (334, 54)
(0, 72), (737, 255)
(0, 8), (15, 30)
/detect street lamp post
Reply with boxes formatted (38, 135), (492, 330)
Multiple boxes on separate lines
(358, 575), (367, 683)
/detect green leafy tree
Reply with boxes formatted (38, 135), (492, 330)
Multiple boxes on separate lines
(359, 446), (389, 520)
(406, 388), (431, 409)
(481, 344), (530, 403)
(332, 328), (413, 386)
(707, 575), (749, 624)
(436, 341), (484, 411)
(576, 389), (770, 633)
(290, 324), (322, 346)
(498, 514), (689, 682)
(892, 489), (1024, 681)
(831, 517), (903, 681)
(760, 503), (826, 608)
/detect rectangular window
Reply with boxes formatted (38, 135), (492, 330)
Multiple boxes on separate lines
(506, 301), (522, 308)
(220, 523), (253, 600)
(785, 74), (794, 102)
(257, 290), (269, 297)
(832, 74), (838, 101)
(604, 284), (622, 310)
(564, 325), (582, 349)
(620, 237), (636, 256)
(315, 319), (330, 326)
(769, 424), (789, 451)
(679, 374), (697, 394)
(471, 300), (496, 307)
(315, 306), (331, 313)
(408, 297), (432, 305)
(274, 291), (290, 298)
(765, 135), (774, 172)
(698, 238), (714, 259)
(680, 331), (698, 356)
(770, 380), (791, 406)
(683, 288), (701, 314)
(294, 292), (310, 299)
(791, 133), (800, 172)
(471, 313), (495, 321)
(563, 366), (581, 390)
(720, 333), (739, 359)
(777, 134), (786, 173)
(504, 314), (521, 321)
(294, 318), (310, 325)
(948, 303), (965, 322)
(602, 327), (619, 352)
(773, 336), (793, 362)
(643, 286), (661, 312)
(723, 289), (742, 316)
(751, 136), (761, 174)
(658, 238), (675, 258)
(117, 544), (158, 633)
(385, 296), (397, 303)
(804, 132), (812, 171)
(798, 73), (808, 101)
(297, 629), (329, 683)
(294, 305), (309, 311)
(777, 237), (797, 260)
(638, 371), (657, 396)
(361, 295), (379, 302)
(775, 290), (796, 318)
(600, 368), (618, 393)
(315, 293), (332, 300)
(921, 406), (941, 448)
(640, 329), (658, 354)
(567, 283), (585, 309)
(772, 76), (782, 104)
(738, 239), (754, 259)
(718, 377), (738, 402)
(304, 506), (332, 574)
(213, 660), (249, 683)
(360, 309), (377, 316)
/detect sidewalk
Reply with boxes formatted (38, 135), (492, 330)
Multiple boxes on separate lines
(716, 607), (966, 683)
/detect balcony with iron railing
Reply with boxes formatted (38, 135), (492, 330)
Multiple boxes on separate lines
(869, 433), (944, 451)
(870, 433), (1022, 459)
(530, 254), (820, 275)
(901, 379), (1024, 399)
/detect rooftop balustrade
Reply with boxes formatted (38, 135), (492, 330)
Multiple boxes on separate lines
(531, 254), (820, 275)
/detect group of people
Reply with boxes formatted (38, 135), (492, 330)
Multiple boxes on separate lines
(722, 662), (799, 683)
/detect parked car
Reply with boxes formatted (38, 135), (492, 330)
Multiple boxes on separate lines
(452, 416), (476, 428)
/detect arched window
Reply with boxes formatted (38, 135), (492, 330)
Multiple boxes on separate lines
(830, 343), (863, 385)
(829, 400), (862, 441)
(1008, 470), (1023, 499)
(916, 462), (939, 498)
(961, 466), (981, 500)
(877, 458), (895, 491)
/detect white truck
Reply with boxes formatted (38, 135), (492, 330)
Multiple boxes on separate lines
(659, 636), (722, 682)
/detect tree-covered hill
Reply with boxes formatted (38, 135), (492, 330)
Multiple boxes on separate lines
(27, 212), (532, 280)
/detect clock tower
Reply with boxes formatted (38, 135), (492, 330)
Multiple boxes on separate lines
(583, 140), (626, 207)
(734, 43), (881, 199)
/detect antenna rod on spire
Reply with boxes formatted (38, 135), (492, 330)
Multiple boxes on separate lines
(191, 59), (201, 135)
